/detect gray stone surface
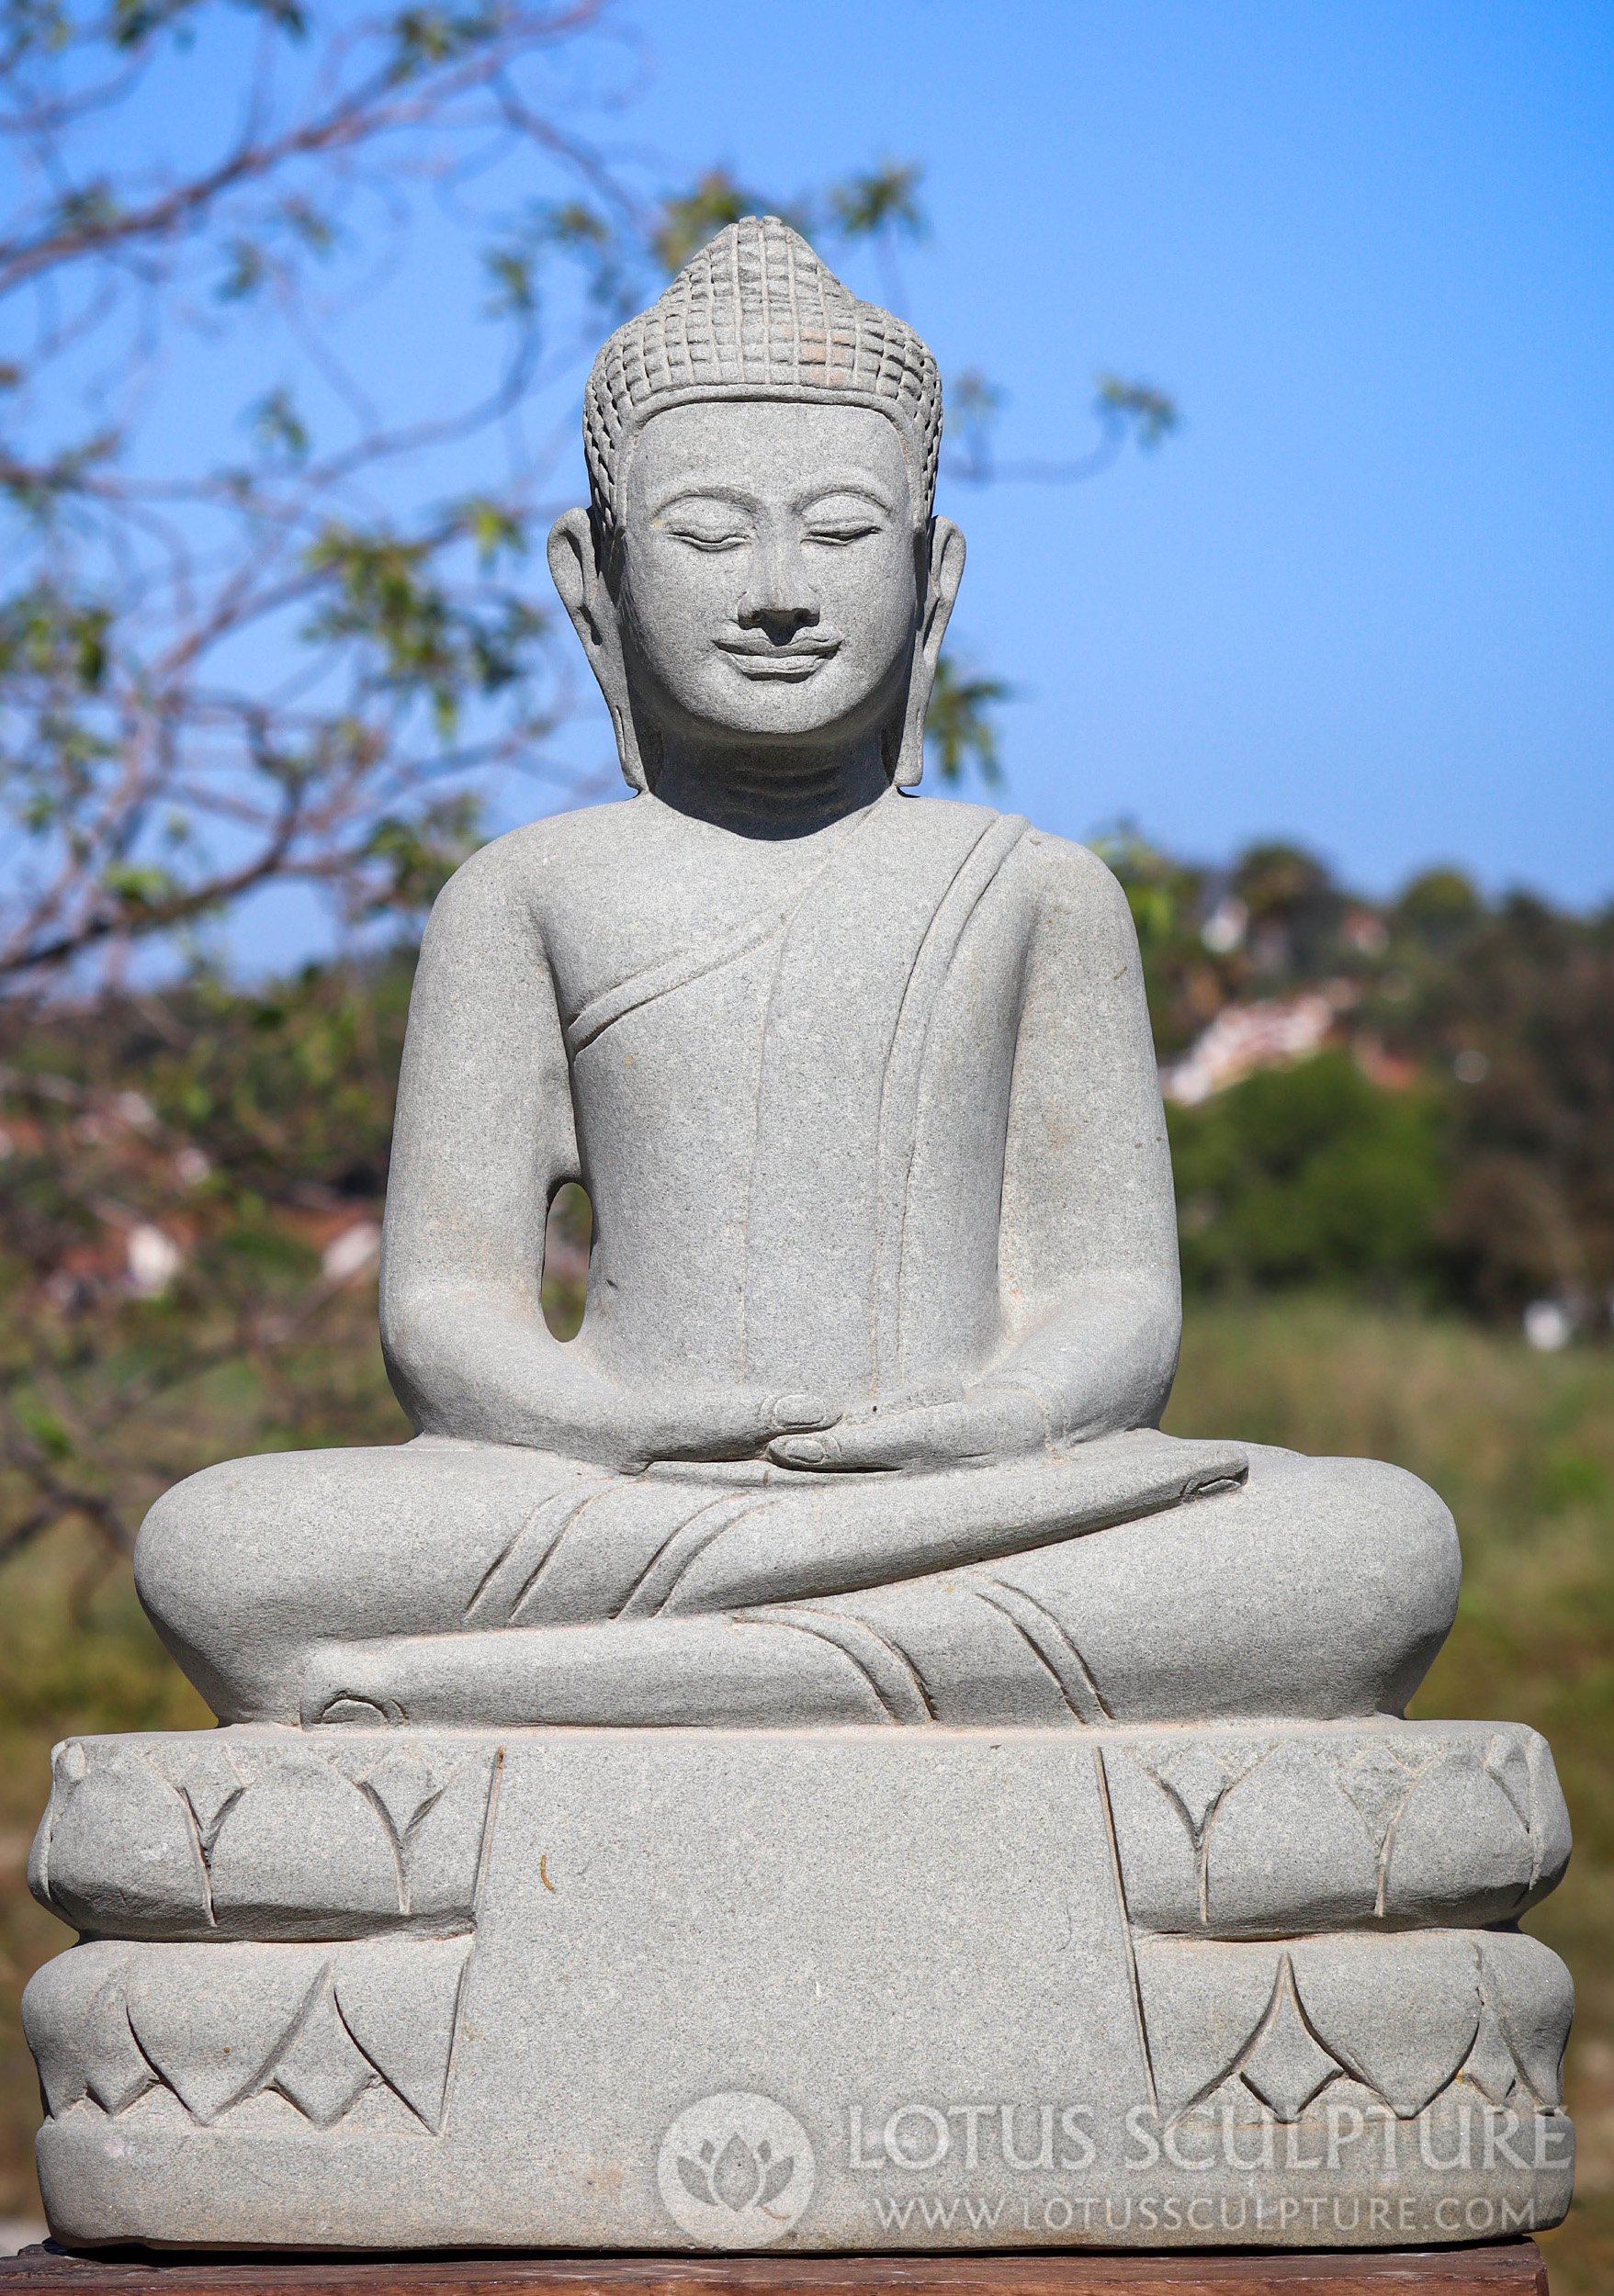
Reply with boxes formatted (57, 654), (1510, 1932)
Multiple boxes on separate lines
(26, 1726), (1574, 2252)
(30, 1719), (1570, 1949)
(129, 216), (1460, 1740)
(22, 216), (1574, 2252)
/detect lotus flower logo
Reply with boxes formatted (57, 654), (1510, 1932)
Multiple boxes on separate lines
(678, 2130), (796, 2213)
(657, 2091), (815, 2245)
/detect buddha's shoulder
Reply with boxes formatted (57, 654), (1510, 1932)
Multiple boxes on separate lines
(902, 797), (1130, 920)
(427, 799), (645, 921)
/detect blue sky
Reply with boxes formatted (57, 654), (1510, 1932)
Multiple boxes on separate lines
(626, 0), (1612, 905)
(32, 0), (1610, 969)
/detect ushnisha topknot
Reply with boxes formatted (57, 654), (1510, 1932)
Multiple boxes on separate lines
(583, 215), (942, 556)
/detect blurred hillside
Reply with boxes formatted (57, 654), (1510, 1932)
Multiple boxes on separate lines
(1102, 830), (1614, 1329)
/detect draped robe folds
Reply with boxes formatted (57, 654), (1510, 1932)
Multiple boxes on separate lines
(299, 793), (1252, 1730)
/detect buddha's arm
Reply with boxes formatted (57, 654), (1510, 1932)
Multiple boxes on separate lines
(379, 835), (610, 1454)
(987, 833), (1182, 1432)
(770, 835), (1178, 1473)
(381, 833), (832, 1468)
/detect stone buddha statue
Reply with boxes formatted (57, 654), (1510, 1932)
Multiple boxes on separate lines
(134, 216), (1459, 1738)
(23, 219), (1574, 2259)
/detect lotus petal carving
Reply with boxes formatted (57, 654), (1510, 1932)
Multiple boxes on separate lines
(333, 1934), (471, 2130)
(1100, 1748), (1199, 1930)
(1523, 1732), (1573, 1895)
(1292, 1934), (1481, 2119)
(126, 1944), (323, 2123)
(1384, 1751), (1533, 1926)
(21, 1944), (152, 2118)
(1479, 1930), (1574, 2110)
(1134, 1939), (1281, 2117)
(35, 1746), (209, 1937)
(1206, 1748), (1378, 1933)
(271, 1985), (376, 2126)
(208, 1760), (400, 1931)
(1238, 1961), (1341, 2122)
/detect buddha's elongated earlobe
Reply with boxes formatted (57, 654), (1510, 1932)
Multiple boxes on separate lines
(891, 516), (965, 790)
(547, 508), (650, 793)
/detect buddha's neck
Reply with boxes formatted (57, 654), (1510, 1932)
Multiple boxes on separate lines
(649, 735), (889, 841)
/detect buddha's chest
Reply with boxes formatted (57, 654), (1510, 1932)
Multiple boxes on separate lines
(536, 804), (1034, 1392)
(534, 832), (826, 1044)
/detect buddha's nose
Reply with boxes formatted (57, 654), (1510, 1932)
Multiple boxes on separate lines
(737, 540), (819, 642)
(738, 598), (820, 644)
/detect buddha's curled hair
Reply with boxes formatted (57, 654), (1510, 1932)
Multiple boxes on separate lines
(583, 216), (942, 561)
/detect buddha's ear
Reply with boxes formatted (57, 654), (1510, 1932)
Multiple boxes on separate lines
(891, 515), (965, 791)
(547, 507), (652, 793)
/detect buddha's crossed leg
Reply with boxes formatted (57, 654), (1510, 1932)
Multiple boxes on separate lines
(136, 1430), (1459, 1730)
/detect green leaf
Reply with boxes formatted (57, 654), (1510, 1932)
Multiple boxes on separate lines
(248, 386), (310, 461)
(14, 1399), (73, 1460)
(218, 237), (266, 302)
(278, 196), (333, 253)
(924, 653), (1010, 786)
(457, 497), (525, 568)
(102, 862), (178, 911)
(1095, 372), (1178, 449)
(828, 161), (928, 244)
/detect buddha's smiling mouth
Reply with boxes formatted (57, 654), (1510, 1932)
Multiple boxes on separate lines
(715, 636), (841, 681)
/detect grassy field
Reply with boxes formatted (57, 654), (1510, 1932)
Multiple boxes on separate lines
(1165, 1300), (1614, 2292)
(0, 1295), (1608, 2285)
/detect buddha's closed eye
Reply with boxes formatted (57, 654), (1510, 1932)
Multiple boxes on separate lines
(801, 491), (890, 546)
(805, 519), (882, 546)
(662, 519), (751, 552)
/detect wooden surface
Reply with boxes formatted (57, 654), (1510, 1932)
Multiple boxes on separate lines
(0, 2245), (1549, 2296)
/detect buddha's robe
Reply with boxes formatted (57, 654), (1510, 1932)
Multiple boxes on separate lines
(136, 794), (1460, 1730)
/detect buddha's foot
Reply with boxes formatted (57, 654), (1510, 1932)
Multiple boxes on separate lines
(26, 1718), (1573, 2253)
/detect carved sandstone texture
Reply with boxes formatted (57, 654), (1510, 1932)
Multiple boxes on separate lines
(24, 1726), (1573, 2252)
(32, 1720), (1568, 1948)
(26, 1935), (471, 2133)
(1100, 1722), (1571, 1936)
(582, 217), (943, 554)
(1133, 1929), (1571, 2127)
(30, 1731), (497, 1941)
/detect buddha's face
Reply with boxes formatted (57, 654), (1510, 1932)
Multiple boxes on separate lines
(616, 399), (922, 750)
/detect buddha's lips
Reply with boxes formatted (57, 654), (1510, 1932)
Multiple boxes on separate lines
(716, 636), (841, 680)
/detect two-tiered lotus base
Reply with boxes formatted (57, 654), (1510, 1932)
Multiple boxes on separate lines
(24, 1719), (1574, 2253)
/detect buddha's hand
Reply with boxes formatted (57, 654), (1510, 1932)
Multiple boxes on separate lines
(610, 1387), (841, 1470)
(767, 1380), (1049, 1474)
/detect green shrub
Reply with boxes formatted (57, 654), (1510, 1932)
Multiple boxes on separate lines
(1169, 1052), (1450, 1296)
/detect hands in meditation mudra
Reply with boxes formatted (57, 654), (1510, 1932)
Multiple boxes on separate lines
(137, 219), (1459, 1737)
